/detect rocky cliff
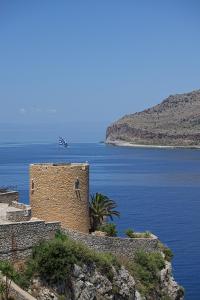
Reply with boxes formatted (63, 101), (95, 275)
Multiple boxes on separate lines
(106, 89), (200, 147)
(29, 261), (183, 300)
(6, 226), (184, 299)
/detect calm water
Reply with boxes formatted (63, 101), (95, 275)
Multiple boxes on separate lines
(0, 142), (199, 299)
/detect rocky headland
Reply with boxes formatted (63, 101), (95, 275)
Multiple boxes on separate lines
(30, 260), (183, 300)
(106, 89), (200, 147)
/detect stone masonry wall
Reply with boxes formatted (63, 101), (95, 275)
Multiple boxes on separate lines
(30, 163), (90, 233)
(6, 208), (32, 222)
(0, 220), (60, 261)
(0, 191), (19, 205)
(11, 201), (30, 210)
(62, 228), (159, 261)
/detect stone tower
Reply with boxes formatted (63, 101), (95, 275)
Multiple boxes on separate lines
(30, 163), (90, 233)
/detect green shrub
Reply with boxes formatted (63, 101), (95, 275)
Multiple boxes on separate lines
(158, 242), (174, 262)
(127, 251), (165, 297)
(125, 228), (135, 238)
(14, 232), (121, 286)
(55, 229), (68, 242)
(30, 238), (77, 284)
(134, 251), (165, 274)
(125, 229), (152, 238)
(64, 237), (120, 281)
(0, 280), (6, 298)
(0, 261), (19, 300)
(93, 252), (120, 281)
(14, 260), (38, 289)
(143, 231), (151, 238)
(162, 247), (173, 262)
(0, 260), (32, 292)
(98, 223), (118, 237)
(0, 261), (17, 280)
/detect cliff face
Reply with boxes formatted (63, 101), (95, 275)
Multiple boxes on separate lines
(106, 89), (200, 147)
(29, 261), (184, 300)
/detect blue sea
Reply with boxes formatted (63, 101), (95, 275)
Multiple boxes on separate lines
(0, 142), (199, 299)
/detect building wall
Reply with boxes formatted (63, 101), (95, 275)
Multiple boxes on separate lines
(30, 163), (90, 233)
(0, 191), (19, 205)
(62, 228), (159, 261)
(0, 220), (60, 261)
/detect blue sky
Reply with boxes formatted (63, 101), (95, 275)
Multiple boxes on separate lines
(0, 1), (200, 142)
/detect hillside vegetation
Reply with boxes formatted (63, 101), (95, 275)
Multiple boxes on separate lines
(0, 232), (184, 300)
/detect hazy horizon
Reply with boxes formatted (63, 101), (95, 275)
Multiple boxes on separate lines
(1, 1), (200, 142)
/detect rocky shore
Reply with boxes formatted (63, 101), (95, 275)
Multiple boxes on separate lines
(106, 139), (200, 149)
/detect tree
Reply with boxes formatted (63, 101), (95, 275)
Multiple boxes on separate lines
(89, 193), (120, 231)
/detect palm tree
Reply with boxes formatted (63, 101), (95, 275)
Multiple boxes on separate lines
(89, 193), (120, 232)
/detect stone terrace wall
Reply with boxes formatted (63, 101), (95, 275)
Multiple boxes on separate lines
(0, 220), (60, 261)
(0, 191), (18, 205)
(11, 201), (30, 210)
(62, 228), (159, 261)
(6, 208), (32, 222)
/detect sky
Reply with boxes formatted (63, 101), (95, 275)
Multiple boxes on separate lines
(0, 0), (200, 142)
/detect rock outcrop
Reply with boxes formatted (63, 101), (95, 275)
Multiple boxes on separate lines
(160, 261), (184, 300)
(29, 262), (183, 300)
(29, 264), (139, 300)
(106, 89), (200, 147)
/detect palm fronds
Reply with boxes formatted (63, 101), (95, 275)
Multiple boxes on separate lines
(89, 193), (120, 231)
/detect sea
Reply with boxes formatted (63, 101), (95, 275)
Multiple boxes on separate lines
(0, 142), (199, 299)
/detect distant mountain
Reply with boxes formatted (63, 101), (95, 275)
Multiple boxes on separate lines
(106, 89), (200, 147)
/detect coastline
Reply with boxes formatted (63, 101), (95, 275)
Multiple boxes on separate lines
(105, 140), (200, 149)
